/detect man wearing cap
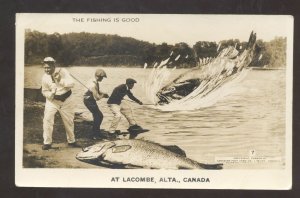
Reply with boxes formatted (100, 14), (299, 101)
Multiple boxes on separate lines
(83, 68), (109, 140)
(107, 78), (144, 136)
(41, 57), (80, 150)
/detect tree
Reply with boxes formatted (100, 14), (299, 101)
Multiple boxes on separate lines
(265, 37), (286, 68)
(24, 30), (286, 69)
(193, 41), (218, 59)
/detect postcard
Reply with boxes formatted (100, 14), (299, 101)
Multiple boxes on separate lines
(15, 13), (293, 189)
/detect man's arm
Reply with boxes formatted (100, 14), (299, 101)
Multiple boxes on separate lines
(55, 68), (74, 88)
(99, 87), (109, 98)
(87, 81), (109, 101)
(41, 77), (56, 100)
(127, 90), (142, 105)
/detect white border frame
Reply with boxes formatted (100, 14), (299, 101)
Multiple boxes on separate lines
(15, 14), (293, 189)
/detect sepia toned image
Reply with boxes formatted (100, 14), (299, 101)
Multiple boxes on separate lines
(15, 14), (293, 189)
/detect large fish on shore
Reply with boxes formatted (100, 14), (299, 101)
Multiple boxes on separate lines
(156, 31), (258, 105)
(76, 139), (223, 169)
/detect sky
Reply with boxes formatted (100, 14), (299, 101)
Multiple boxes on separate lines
(17, 14), (293, 46)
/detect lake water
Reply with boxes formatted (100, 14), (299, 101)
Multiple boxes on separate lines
(24, 66), (286, 169)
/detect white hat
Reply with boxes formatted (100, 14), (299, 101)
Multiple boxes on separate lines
(95, 68), (107, 78)
(43, 57), (56, 63)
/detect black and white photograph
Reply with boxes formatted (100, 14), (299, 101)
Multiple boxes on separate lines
(15, 14), (293, 189)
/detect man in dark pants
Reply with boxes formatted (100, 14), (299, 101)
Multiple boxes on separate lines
(83, 69), (109, 139)
(107, 78), (144, 136)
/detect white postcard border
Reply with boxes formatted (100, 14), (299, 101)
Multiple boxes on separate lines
(15, 13), (293, 189)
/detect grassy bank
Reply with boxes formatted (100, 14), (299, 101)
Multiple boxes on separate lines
(23, 99), (102, 168)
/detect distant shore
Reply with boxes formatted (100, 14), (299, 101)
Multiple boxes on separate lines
(26, 64), (285, 70)
(25, 64), (144, 68)
(250, 67), (285, 70)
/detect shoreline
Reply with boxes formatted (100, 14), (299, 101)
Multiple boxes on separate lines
(250, 67), (285, 70)
(26, 64), (286, 70)
(25, 64), (144, 68)
(23, 99), (104, 168)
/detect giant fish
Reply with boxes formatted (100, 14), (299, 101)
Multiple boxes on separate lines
(156, 31), (258, 105)
(76, 139), (223, 169)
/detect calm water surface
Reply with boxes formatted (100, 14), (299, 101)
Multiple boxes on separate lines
(25, 66), (286, 169)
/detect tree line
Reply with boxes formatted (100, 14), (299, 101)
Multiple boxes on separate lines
(25, 30), (286, 68)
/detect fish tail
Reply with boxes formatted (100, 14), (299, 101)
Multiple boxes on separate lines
(198, 163), (223, 170)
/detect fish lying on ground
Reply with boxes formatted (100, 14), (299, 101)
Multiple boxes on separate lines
(156, 31), (259, 105)
(76, 139), (223, 169)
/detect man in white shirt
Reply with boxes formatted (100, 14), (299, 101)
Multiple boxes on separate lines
(41, 57), (80, 150)
(83, 68), (109, 139)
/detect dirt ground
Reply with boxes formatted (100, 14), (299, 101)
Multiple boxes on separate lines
(23, 99), (104, 168)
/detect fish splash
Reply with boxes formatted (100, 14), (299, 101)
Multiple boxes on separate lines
(143, 32), (257, 111)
